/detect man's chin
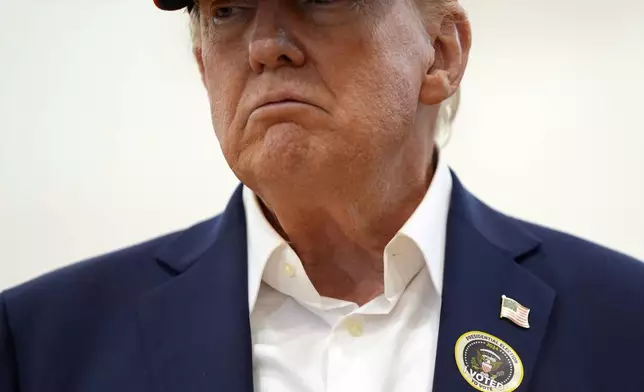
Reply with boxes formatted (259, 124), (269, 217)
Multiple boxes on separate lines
(260, 123), (321, 160)
(246, 144), (348, 189)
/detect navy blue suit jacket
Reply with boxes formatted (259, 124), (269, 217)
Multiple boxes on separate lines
(2, 174), (644, 392)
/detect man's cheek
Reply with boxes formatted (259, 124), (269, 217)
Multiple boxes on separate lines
(208, 89), (233, 128)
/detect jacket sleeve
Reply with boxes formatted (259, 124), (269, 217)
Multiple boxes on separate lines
(0, 293), (20, 391)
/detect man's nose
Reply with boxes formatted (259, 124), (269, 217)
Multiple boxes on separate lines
(248, 11), (305, 73)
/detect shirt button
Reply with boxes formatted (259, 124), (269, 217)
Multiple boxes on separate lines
(283, 263), (295, 278)
(345, 319), (364, 337)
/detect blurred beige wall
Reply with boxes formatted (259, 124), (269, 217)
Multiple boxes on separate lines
(1, 0), (643, 290)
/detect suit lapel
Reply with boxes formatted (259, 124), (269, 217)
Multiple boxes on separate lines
(433, 174), (556, 392)
(135, 174), (555, 392)
(137, 186), (254, 392)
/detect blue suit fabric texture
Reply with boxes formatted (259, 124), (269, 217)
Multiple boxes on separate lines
(1, 173), (644, 392)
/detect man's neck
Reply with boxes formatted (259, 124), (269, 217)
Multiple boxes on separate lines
(255, 151), (438, 305)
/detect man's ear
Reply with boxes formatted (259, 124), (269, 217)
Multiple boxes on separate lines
(419, 5), (471, 106)
(193, 46), (207, 87)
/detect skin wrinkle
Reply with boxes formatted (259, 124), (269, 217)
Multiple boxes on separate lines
(194, 0), (470, 305)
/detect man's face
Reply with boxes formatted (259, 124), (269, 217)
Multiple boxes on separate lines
(195, 0), (454, 194)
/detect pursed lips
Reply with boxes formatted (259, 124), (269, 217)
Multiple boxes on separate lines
(251, 91), (326, 114)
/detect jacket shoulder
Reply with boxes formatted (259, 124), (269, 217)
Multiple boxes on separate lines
(0, 215), (223, 390)
(2, 215), (222, 319)
(453, 179), (644, 290)
(507, 217), (644, 303)
(5, 231), (176, 300)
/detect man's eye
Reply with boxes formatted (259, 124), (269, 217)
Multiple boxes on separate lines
(212, 7), (244, 24)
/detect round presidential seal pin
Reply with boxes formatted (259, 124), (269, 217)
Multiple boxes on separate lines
(454, 331), (524, 392)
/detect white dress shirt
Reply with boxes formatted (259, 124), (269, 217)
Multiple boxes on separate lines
(243, 155), (453, 392)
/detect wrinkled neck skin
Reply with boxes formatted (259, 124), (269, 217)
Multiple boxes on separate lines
(255, 140), (438, 306)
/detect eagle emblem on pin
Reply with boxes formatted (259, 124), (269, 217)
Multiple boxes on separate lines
(454, 331), (524, 392)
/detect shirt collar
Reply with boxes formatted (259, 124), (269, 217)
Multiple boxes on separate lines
(243, 186), (286, 312)
(243, 152), (452, 312)
(395, 152), (452, 296)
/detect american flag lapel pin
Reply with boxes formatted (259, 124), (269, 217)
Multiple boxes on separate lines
(500, 295), (531, 329)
